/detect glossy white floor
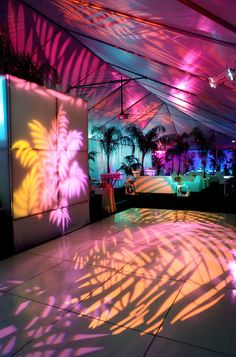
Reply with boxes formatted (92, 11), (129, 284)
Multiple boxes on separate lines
(1, 208), (236, 357)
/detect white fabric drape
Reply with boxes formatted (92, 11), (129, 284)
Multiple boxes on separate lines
(89, 139), (152, 179)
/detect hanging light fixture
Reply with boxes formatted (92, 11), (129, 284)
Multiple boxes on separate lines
(117, 76), (129, 120)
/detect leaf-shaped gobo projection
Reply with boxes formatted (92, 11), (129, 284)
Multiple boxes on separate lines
(12, 105), (87, 230)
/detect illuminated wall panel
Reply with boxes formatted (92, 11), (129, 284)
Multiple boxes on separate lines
(58, 151), (89, 206)
(13, 202), (89, 252)
(13, 211), (62, 252)
(9, 77), (56, 149)
(0, 75), (89, 255)
(57, 98), (88, 151)
(11, 149), (60, 218)
(63, 201), (90, 234)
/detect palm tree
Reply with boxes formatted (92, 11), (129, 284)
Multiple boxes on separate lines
(210, 149), (226, 173)
(165, 132), (190, 177)
(88, 150), (97, 175)
(91, 125), (134, 173)
(0, 28), (58, 86)
(119, 155), (141, 176)
(165, 150), (175, 175)
(125, 124), (166, 175)
(88, 151), (97, 163)
(191, 127), (215, 177)
(183, 152), (196, 174)
(152, 155), (164, 175)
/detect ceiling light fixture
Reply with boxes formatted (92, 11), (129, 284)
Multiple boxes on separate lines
(209, 62), (236, 88)
(227, 67), (235, 81)
(208, 77), (217, 89)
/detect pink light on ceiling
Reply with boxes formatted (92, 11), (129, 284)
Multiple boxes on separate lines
(169, 78), (193, 108)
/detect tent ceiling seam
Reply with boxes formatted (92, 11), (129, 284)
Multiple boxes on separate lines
(167, 102), (207, 126)
(18, 0), (236, 89)
(154, 88), (236, 126)
(69, 29), (209, 82)
(142, 103), (165, 130)
(127, 102), (164, 128)
(67, 77), (143, 92)
(71, 1), (236, 47)
(142, 81), (236, 122)
(178, 0), (236, 34)
(121, 103), (162, 125)
(88, 79), (132, 111)
(108, 62), (236, 113)
(17, 0), (134, 94)
(103, 92), (153, 126)
(66, 67), (101, 92)
(165, 104), (178, 135)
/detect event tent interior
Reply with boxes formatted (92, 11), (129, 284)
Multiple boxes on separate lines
(2, 0), (236, 145)
(1, 1), (236, 356)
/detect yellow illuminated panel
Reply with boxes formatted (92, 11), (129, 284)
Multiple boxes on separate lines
(12, 105), (87, 230)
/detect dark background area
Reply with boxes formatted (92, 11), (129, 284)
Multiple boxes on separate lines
(90, 182), (236, 223)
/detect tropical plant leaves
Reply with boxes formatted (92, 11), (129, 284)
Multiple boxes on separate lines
(12, 106), (87, 228)
(28, 120), (51, 150)
(12, 140), (38, 168)
(13, 167), (40, 218)
(60, 162), (87, 199)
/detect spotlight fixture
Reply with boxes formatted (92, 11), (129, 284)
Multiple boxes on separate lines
(209, 62), (236, 89)
(227, 67), (235, 81)
(208, 77), (217, 89)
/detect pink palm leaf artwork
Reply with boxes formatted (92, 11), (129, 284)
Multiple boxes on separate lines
(12, 105), (87, 232)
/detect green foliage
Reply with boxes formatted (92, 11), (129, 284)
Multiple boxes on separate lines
(183, 152), (196, 174)
(0, 28), (58, 86)
(91, 125), (134, 173)
(88, 151), (97, 174)
(125, 124), (166, 175)
(209, 149), (226, 172)
(119, 155), (141, 176)
(191, 127), (215, 151)
(191, 127), (215, 175)
(165, 132), (190, 176)
(152, 155), (164, 175)
(88, 151), (97, 162)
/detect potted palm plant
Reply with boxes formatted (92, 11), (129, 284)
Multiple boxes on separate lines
(125, 124), (166, 175)
(91, 125), (134, 173)
(119, 155), (141, 176)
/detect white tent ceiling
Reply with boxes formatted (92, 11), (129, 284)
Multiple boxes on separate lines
(2, 0), (236, 147)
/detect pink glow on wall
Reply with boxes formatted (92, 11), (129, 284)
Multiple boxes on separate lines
(9, 76), (86, 108)
(0, 325), (17, 339)
(12, 105), (87, 231)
